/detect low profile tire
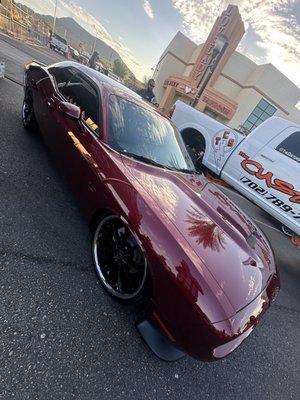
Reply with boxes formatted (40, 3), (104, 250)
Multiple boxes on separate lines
(22, 89), (38, 132)
(92, 214), (150, 304)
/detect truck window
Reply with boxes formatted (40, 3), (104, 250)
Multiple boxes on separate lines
(53, 33), (67, 45)
(276, 132), (300, 163)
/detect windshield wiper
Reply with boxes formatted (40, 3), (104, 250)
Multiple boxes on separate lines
(120, 151), (199, 174)
(120, 151), (174, 170)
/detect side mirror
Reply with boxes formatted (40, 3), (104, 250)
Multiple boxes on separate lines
(59, 101), (81, 121)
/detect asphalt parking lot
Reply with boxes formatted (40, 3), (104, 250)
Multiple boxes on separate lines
(0, 35), (299, 400)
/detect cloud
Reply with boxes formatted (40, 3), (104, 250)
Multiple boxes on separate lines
(143, 0), (154, 19)
(21, 0), (152, 80)
(57, 0), (151, 80)
(172, 0), (300, 87)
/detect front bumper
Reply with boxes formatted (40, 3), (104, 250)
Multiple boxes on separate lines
(211, 273), (280, 359)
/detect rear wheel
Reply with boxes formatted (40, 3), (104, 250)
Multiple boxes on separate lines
(281, 225), (293, 237)
(92, 214), (150, 304)
(22, 89), (38, 132)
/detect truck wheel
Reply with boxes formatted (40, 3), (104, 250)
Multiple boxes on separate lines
(281, 225), (293, 237)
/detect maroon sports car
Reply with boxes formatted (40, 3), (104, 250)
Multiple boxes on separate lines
(22, 61), (279, 361)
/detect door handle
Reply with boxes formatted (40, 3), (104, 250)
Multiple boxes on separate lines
(46, 98), (55, 109)
(260, 154), (275, 162)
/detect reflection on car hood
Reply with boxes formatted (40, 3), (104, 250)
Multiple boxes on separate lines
(121, 156), (276, 313)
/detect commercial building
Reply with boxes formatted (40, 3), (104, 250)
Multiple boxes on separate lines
(153, 5), (300, 133)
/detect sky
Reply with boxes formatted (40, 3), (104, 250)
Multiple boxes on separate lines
(20, 0), (300, 86)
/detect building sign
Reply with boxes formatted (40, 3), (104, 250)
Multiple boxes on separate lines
(164, 79), (179, 88)
(164, 78), (197, 97)
(202, 94), (233, 118)
(191, 5), (235, 84)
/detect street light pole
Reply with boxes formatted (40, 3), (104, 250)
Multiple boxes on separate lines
(52, 0), (58, 35)
(10, 0), (13, 32)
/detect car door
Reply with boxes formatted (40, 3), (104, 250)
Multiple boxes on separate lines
(238, 128), (300, 233)
(46, 68), (124, 217)
(34, 65), (76, 162)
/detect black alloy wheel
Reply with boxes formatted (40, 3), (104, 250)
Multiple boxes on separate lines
(92, 214), (149, 304)
(22, 89), (38, 132)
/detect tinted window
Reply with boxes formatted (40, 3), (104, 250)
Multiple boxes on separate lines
(49, 66), (73, 86)
(108, 95), (195, 172)
(58, 73), (99, 133)
(276, 132), (300, 163)
(53, 33), (67, 45)
(49, 67), (100, 132)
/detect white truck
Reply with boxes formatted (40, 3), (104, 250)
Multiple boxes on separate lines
(50, 33), (68, 57)
(171, 101), (300, 236)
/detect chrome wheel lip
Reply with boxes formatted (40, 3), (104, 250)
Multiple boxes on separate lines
(92, 215), (147, 300)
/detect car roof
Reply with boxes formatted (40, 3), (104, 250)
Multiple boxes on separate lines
(50, 61), (162, 116)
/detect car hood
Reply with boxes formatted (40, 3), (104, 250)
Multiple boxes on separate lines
(121, 156), (275, 313)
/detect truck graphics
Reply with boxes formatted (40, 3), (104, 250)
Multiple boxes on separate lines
(171, 100), (300, 236)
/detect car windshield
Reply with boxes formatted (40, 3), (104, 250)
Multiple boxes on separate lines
(108, 95), (196, 172)
(53, 34), (67, 45)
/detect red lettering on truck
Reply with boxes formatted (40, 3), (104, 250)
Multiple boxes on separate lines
(241, 159), (300, 204)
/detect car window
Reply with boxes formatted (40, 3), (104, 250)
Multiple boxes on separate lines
(49, 68), (100, 134)
(60, 74), (99, 133)
(108, 95), (195, 172)
(49, 66), (73, 87)
(53, 34), (67, 45)
(276, 132), (300, 163)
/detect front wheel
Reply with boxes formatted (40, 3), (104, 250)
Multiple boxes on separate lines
(22, 89), (38, 132)
(92, 214), (150, 304)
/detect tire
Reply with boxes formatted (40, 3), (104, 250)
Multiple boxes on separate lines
(281, 225), (293, 237)
(22, 88), (38, 132)
(92, 213), (150, 304)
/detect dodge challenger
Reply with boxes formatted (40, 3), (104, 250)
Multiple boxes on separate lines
(22, 61), (280, 361)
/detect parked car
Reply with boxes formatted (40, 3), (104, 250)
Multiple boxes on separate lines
(69, 46), (80, 62)
(49, 33), (68, 57)
(22, 61), (279, 361)
(171, 101), (300, 237)
(78, 52), (91, 66)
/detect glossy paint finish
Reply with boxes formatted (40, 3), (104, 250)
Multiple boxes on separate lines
(24, 61), (280, 361)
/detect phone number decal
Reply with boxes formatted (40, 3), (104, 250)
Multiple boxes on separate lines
(240, 176), (300, 219)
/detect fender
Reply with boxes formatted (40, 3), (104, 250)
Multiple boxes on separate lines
(177, 122), (213, 171)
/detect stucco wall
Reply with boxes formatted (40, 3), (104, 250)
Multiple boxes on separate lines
(154, 31), (300, 127)
(153, 31), (196, 102)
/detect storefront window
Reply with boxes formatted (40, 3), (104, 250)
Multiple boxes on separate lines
(240, 99), (277, 134)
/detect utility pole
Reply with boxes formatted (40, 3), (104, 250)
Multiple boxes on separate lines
(52, 0), (58, 35)
(92, 35), (96, 54)
(10, 0), (13, 32)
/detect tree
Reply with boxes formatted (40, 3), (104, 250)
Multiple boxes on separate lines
(113, 59), (128, 79)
